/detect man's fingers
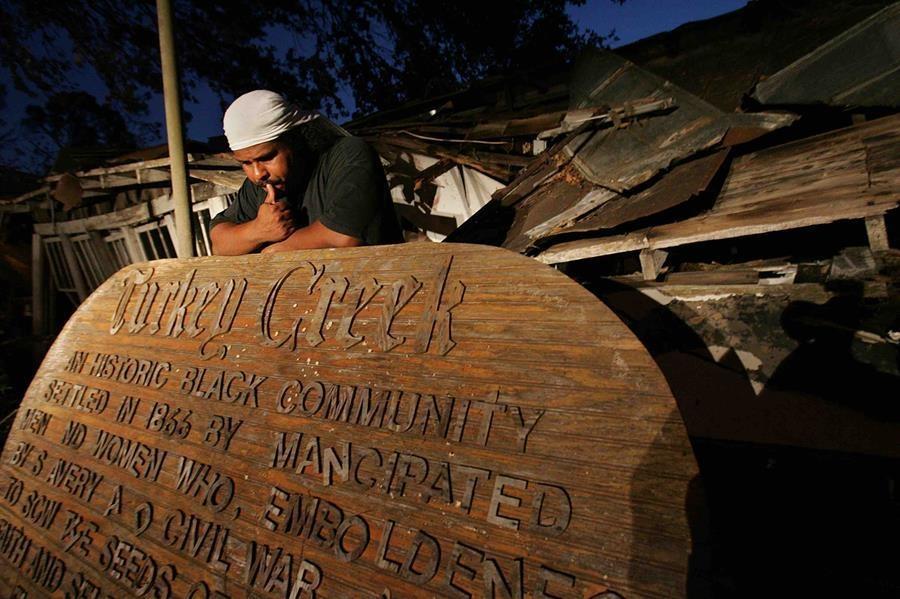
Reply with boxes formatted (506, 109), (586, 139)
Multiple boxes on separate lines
(263, 183), (277, 204)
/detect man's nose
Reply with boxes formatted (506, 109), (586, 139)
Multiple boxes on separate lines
(252, 162), (268, 181)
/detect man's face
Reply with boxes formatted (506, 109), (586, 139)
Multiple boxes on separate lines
(233, 140), (295, 197)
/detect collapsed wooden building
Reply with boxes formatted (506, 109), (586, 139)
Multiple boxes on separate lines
(1, 0), (898, 594)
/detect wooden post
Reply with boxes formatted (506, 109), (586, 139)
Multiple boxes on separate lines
(120, 226), (148, 263)
(639, 249), (668, 281)
(156, 0), (194, 258)
(865, 215), (890, 251)
(163, 213), (184, 258)
(58, 233), (89, 301)
(87, 231), (119, 279)
(31, 233), (45, 336)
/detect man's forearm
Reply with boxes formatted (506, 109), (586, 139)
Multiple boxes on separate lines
(261, 221), (361, 253)
(210, 221), (266, 255)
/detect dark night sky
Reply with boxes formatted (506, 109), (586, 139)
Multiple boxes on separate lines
(0, 0), (746, 172)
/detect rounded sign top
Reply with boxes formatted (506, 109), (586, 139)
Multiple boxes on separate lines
(1, 244), (699, 598)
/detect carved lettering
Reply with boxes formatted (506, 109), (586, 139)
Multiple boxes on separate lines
(174, 457), (234, 513)
(115, 395), (141, 424)
(0, 518), (33, 567)
(245, 541), (322, 599)
(145, 401), (193, 439)
(535, 566), (576, 599)
(19, 409), (52, 437)
(376, 275), (421, 351)
(511, 407), (544, 453)
(199, 277), (247, 359)
(45, 458), (103, 502)
(179, 367), (265, 408)
(87, 353), (169, 388)
(202, 415), (243, 452)
(134, 502), (153, 536)
(60, 420), (87, 449)
(259, 262), (323, 350)
(27, 544), (66, 591)
(98, 536), (175, 597)
(487, 475), (526, 530)
(185, 281), (221, 337)
(91, 429), (167, 481)
(3, 476), (24, 506)
(162, 509), (231, 570)
(66, 570), (106, 599)
(103, 485), (122, 517)
(43, 380), (108, 414)
(399, 530), (441, 585)
(20, 489), (62, 530)
(335, 279), (382, 348)
(60, 510), (99, 557)
(8, 441), (34, 469)
(110, 268), (153, 335)
(64, 351), (89, 374)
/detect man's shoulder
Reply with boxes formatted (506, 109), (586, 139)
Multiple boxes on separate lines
(321, 136), (378, 167)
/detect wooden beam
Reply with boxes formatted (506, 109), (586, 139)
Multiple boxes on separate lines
(413, 159), (455, 191)
(639, 249), (668, 281)
(33, 203), (151, 236)
(865, 215), (890, 251)
(44, 154), (197, 181)
(5, 186), (50, 204)
(537, 204), (897, 265)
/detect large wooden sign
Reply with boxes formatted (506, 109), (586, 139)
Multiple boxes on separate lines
(1, 243), (699, 598)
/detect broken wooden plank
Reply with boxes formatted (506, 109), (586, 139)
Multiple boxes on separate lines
(544, 150), (729, 240)
(538, 194), (896, 264)
(392, 202), (459, 235)
(412, 158), (455, 191)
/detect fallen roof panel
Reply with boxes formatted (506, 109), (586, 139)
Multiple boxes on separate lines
(752, 2), (900, 108)
(566, 49), (794, 193)
(536, 114), (900, 264)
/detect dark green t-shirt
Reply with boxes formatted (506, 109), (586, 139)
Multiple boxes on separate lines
(209, 136), (403, 246)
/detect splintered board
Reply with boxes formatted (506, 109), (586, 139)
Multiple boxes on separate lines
(0, 243), (700, 598)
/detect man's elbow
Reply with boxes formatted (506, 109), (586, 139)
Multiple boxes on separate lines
(331, 235), (363, 248)
(209, 227), (224, 255)
(209, 224), (237, 256)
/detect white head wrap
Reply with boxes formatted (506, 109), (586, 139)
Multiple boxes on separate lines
(223, 90), (319, 151)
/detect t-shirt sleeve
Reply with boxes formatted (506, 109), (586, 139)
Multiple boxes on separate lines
(318, 138), (385, 240)
(209, 179), (260, 230)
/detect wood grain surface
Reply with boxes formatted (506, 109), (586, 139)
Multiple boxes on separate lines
(0, 243), (700, 598)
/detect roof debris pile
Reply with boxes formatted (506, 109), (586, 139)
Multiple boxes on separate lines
(0, 0), (897, 310)
(436, 2), (900, 270)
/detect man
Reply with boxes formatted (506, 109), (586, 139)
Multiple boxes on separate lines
(209, 90), (403, 255)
